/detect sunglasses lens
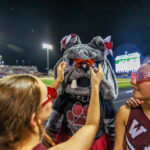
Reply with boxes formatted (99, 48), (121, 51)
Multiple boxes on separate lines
(87, 59), (95, 66)
(130, 72), (136, 83)
(131, 73), (136, 80)
(131, 71), (150, 84)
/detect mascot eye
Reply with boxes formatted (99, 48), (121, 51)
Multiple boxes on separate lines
(68, 59), (75, 66)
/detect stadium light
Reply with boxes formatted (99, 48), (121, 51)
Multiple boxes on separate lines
(42, 43), (53, 75)
(1, 60), (4, 65)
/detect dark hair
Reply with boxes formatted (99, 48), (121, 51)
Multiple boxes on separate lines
(0, 74), (54, 149)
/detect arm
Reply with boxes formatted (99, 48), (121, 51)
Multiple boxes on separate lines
(42, 62), (67, 147)
(50, 62), (67, 90)
(50, 64), (103, 150)
(85, 77), (100, 126)
(113, 105), (130, 150)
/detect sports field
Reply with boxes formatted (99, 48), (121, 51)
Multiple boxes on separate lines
(116, 78), (132, 88)
(40, 77), (54, 87)
(40, 77), (132, 88)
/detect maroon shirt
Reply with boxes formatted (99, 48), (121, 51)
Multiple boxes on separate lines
(126, 106), (150, 150)
(32, 143), (47, 150)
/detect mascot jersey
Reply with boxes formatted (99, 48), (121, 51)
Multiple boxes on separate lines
(44, 34), (118, 150)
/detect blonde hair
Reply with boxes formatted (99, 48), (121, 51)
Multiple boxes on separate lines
(0, 74), (55, 149)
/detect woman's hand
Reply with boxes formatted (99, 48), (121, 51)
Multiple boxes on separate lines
(56, 62), (68, 83)
(51, 62), (68, 90)
(126, 97), (144, 108)
(90, 64), (103, 89)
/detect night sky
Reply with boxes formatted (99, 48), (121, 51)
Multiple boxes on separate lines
(0, 0), (150, 72)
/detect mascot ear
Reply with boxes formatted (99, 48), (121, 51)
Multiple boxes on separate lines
(89, 36), (105, 51)
(60, 34), (81, 51)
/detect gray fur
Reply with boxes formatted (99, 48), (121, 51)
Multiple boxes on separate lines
(54, 36), (118, 101)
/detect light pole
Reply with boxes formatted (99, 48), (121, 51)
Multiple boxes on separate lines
(0, 55), (2, 65)
(22, 60), (24, 66)
(42, 43), (53, 75)
(16, 60), (18, 66)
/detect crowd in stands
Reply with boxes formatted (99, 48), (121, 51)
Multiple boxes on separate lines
(0, 65), (42, 77)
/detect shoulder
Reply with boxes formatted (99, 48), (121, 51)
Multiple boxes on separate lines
(116, 105), (131, 125)
(49, 147), (55, 150)
(118, 105), (131, 114)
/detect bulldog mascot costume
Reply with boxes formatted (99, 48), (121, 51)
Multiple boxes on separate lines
(44, 34), (118, 150)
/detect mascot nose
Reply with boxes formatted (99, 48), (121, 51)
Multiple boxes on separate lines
(81, 63), (89, 71)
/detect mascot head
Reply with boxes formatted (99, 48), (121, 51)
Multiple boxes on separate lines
(54, 34), (118, 103)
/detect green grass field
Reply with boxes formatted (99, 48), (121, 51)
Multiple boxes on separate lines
(117, 78), (132, 88)
(40, 77), (132, 88)
(40, 77), (54, 86)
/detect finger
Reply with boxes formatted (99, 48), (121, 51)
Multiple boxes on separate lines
(97, 64), (103, 78)
(126, 101), (132, 107)
(61, 62), (68, 66)
(136, 99), (142, 105)
(61, 63), (67, 69)
(98, 64), (103, 75)
(131, 99), (139, 107)
(129, 98), (139, 107)
(139, 99), (144, 104)
(90, 67), (94, 75)
(97, 64), (102, 73)
(126, 99), (132, 106)
(126, 99), (136, 107)
(132, 99), (139, 107)
(126, 101), (130, 106)
(59, 62), (68, 70)
(128, 99), (137, 107)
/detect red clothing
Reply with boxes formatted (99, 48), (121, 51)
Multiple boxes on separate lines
(32, 143), (47, 150)
(47, 87), (58, 99)
(126, 106), (150, 150)
(42, 87), (58, 107)
(91, 133), (110, 150)
(55, 127), (110, 150)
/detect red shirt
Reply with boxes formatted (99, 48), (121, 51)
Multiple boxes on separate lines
(126, 106), (150, 150)
(32, 143), (47, 150)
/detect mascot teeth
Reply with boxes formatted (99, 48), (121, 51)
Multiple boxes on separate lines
(71, 80), (77, 89)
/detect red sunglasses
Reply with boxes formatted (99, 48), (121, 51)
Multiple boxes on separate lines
(74, 58), (95, 68)
(131, 72), (150, 84)
(42, 87), (58, 107)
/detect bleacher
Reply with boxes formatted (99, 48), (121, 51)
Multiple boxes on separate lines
(0, 65), (41, 77)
